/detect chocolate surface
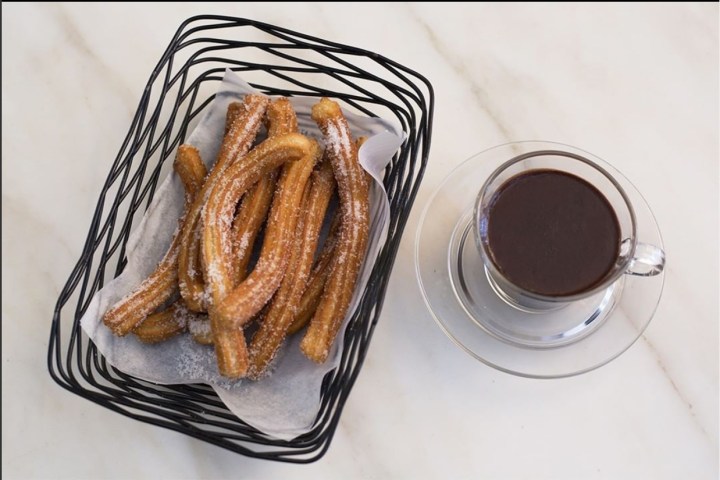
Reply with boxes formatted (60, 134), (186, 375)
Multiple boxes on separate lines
(486, 169), (620, 296)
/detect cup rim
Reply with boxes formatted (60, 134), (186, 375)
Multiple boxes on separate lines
(472, 149), (638, 303)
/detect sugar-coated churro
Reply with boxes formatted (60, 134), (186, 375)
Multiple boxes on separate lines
(103, 144), (205, 336)
(178, 95), (269, 312)
(286, 213), (340, 335)
(248, 157), (336, 378)
(230, 171), (277, 283)
(300, 98), (369, 363)
(173, 145), (208, 200)
(203, 132), (317, 377)
(130, 148), (208, 343)
(212, 141), (320, 327)
(231, 98), (297, 284)
(224, 101), (244, 135)
(133, 302), (205, 344)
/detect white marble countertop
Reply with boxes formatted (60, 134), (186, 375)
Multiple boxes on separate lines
(3, 3), (717, 479)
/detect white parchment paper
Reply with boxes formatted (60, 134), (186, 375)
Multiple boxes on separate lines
(80, 70), (404, 440)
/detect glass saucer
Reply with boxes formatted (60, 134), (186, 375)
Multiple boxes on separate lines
(415, 141), (665, 378)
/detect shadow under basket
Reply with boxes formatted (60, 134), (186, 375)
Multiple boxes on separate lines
(48, 15), (434, 463)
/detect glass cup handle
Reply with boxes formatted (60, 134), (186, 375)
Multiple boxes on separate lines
(626, 242), (665, 277)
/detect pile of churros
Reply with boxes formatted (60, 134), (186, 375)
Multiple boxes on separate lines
(102, 95), (370, 380)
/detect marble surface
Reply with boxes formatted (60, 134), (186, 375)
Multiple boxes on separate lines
(2, 3), (717, 479)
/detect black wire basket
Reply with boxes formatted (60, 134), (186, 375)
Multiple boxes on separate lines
(48, 15), (433, 463)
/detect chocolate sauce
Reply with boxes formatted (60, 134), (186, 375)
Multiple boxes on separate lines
(486, 169), (620, 296)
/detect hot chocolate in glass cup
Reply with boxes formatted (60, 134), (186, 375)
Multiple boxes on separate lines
(464, 150), (665, 347)
(416, 141), (666, 377)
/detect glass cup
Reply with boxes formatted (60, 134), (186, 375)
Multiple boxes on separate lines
(474, 150), (665, 313)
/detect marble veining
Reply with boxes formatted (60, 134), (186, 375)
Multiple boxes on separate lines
(50, 4), (137, 114)
(2, 3), (717, 479)
(643, 332), (713, 441)
(405, 5), (517, 143)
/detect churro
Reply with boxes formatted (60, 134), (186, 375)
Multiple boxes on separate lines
(289, 135), (364, 336)
(286, 213), (340, 335)
(178, 95), (269, 312)
(103, 144), (205, 336)
(231, 98), (297, 284)
(173, 146), (208, 200)
(202, 132), (317, 377)
(224, 101), (244, 135)
(230, 171), (277, 283)
(300, 98), (369, 363)
(133, 302), (204, 344)
(211, 140), (320, 327)
(248, 158), (336, 378)
(131, 148), (208, 343)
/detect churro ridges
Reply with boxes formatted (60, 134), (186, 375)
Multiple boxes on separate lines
(286, 213), (340, 336)
(178, 95), (269, 312)
(203, 133), (315, 307)
(203, 133), (316, 378)
(230, 172), (277, 284)
(248, 158), (336, 378)
(213, 139), (321, 328)
(231, 98), (297, 285)
(301, 98), (369, 363)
